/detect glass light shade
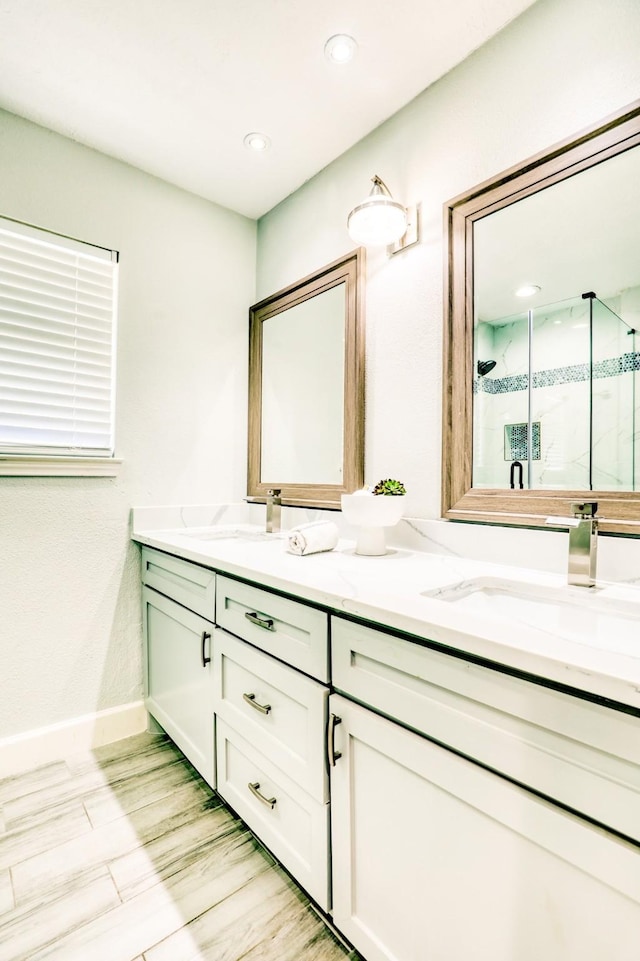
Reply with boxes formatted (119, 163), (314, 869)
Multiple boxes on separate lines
(347, 193), (407, 246)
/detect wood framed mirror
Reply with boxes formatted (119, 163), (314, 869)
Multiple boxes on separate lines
(443, 99), (640, 535)
(248, 249), (365, 509)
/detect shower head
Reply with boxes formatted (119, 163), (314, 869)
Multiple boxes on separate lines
(477, 360), (497, 377)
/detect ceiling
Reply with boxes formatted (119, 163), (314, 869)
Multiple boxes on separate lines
(0, 0), (537, 219)
(475, 144), (640, 323)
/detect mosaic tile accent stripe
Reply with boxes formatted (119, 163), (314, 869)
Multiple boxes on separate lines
(478, 351), (640, 394)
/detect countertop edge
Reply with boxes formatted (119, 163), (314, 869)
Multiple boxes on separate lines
(133, 530), (640, 713)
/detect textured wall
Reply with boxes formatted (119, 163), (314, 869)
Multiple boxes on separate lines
(0, 110), (256, 739)
(4, 0), (640, 742)
(256, 0), (640, 526)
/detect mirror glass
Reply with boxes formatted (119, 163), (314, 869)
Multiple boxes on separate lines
(261, 283), (345, 484)
(248, 249), (364, 508)
(473, 145), (640, 493)
(443, 101), (640, 533)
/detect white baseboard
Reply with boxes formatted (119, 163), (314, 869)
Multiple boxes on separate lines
(0, 701), (148, 778)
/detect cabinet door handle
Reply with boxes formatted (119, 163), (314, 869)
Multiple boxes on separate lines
(328, 713), (342, 767)
(201, 631), (211, 667)
(243, 692), (272, 715)
(244, 611), (275, 631)
(248, 781), (277, 809)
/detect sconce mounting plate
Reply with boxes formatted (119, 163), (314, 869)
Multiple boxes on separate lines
(388, 203), (421, 255)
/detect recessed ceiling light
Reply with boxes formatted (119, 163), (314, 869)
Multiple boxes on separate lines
(324, 34), (357, 65)
(243, 132), (271, 152)
(515, 284), (542, 298)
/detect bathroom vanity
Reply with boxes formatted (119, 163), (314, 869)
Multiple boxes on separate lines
(134, 515), (640, 961)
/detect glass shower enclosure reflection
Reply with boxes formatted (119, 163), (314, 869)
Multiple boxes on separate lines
(473, 293), (640, 491)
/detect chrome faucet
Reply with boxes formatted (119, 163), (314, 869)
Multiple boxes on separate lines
(266, 489), (281, 534)
(546, 501), (598, 588)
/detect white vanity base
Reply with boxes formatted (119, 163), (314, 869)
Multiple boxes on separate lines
(132, 513), (640, 961)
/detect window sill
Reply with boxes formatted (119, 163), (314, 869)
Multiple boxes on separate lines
(0, 457), (123, 477)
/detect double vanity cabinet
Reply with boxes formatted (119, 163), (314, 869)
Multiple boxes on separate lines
(140, 543), (640, 961)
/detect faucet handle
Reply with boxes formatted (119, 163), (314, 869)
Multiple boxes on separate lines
(545, 515), (580, 528)
(267, 488), (282, 500)
(571, 501), (598, 518)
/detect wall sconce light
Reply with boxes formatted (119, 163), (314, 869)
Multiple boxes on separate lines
(347, 175), (420, 253)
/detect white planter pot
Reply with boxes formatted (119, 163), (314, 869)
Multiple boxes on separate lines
(341, 494), (404, 556)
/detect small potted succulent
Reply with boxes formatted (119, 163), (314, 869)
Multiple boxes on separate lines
(341, 478), (406, 555)
(372, 478), (407, 496)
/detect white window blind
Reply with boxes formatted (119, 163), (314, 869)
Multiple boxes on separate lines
(0, 216), (118, 457)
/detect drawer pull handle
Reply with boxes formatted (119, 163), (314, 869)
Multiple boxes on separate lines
(243, 692), (272, 715)
(248, 781), (277, 809)
(201, 631), (211, 668)
(244, 611), (275, 631)
(328, 713), (342, 767)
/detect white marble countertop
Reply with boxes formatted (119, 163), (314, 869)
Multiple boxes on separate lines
(132, 509), (640, 711)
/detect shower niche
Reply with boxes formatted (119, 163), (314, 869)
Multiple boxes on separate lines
(504, 422), (541, 464)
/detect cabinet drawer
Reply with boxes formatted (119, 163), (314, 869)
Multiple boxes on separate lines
(142, 547), (215, 620)
(216, 719), (330, 911)
(216, 575), (328, 681)
(213, 629), (329, 802)
(332, 616), (640, 844)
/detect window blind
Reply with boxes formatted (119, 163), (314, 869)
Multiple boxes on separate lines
(0, 217), (118, 457)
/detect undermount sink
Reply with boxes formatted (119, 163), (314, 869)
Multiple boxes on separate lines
(181, 527), (285, 542)
(422, 577), (640, 656)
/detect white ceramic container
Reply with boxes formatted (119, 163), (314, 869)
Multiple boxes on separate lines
(341, 493), (404, 555)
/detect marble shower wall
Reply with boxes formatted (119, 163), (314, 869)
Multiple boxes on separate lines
(474, 291), (640, 490)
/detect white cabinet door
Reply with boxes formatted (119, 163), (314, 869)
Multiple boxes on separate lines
(143, 586), (215, 787)
(329, 694), (640, 961)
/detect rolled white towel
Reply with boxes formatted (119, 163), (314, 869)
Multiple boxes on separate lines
(287, 521), (339, 556)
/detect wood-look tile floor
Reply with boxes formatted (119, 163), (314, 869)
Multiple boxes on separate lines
(0, 732), (357, 961)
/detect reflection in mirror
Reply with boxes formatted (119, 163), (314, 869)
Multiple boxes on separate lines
(473, 295), (639, 491)
(248, 249), (364, 509)
(473, 143), (640, 493)
(443, 99), (640, 532)
(261, 283), (345, 485)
